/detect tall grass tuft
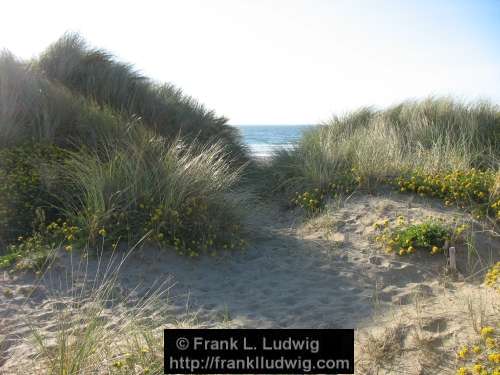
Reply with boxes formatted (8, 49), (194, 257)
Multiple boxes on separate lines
(0, 50), (130, 149)
(54, 129), (248, 253)
(37, 33), (248, 162)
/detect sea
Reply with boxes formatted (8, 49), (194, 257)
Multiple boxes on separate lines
(234, 125), (313, 158)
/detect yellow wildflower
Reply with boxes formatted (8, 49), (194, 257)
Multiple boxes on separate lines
(458, 346), (469, 359)
(481, 326), (494, 337)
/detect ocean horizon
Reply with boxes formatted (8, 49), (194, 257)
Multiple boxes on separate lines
(233, 124), (313, 158)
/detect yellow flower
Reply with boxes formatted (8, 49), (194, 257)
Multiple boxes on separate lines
(456, 367), (469, 375)
(458, 346), (469, 359)
(98, 228), (107, 237)
(488, 353), (500, 363)
(472, 345), (481, 354)
(64, 245), (73, 252)
(481, 326), (494, 337)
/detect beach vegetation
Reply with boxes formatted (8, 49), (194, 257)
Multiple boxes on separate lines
(455, 326), (499, 375)
(0, 35), (249, 268)
(373, 215), (465, 256)
(266, 98), (500, 218)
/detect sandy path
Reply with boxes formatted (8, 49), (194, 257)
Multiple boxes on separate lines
(1, 191), (499, 372)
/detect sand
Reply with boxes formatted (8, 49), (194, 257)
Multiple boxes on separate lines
(1, 190), (499, 373)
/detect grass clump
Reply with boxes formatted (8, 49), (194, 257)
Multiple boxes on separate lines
(0, 51), (130, 149)
(374, 216), (465, 256)
(53, 134), (247, 255)
(0, 34), (250, 266)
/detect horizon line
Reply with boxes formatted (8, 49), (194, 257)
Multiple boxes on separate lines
(230, 123), (316, 126)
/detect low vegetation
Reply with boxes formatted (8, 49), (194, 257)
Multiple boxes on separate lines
(455, 326), (500, 375)
(291, 172), (358, 213)
(485, 262), (500, 294)
(55, 134), (247, 255)
(395, 169), (500, 220)
(373, 216), (465, 256)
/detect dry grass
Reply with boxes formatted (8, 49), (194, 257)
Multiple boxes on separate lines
(356, 284), (499, 374)
(8, 242), (176, 374)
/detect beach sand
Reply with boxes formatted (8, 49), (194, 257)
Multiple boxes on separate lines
(1, 191), (499, 373)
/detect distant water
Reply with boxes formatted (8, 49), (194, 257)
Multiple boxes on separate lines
(235, 125), (312, 158)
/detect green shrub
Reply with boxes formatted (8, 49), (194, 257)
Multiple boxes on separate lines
(0, 144), (67, 245)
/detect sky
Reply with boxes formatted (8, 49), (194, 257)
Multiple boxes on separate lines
(1, 0), (499, 125)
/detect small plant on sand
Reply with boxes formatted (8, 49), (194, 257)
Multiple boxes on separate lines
(374, 216), (465, 256)
(485, 262), (500, 294)
(395, 169), (499, 221)
(292, 188), (325, 212)
(455, 326), (500, 375)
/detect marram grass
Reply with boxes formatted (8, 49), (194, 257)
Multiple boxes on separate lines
(37, 33), (248, 162)
(266, 98), (500, 221)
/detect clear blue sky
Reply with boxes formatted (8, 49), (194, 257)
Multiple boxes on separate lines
(1, 0), (499, 124)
